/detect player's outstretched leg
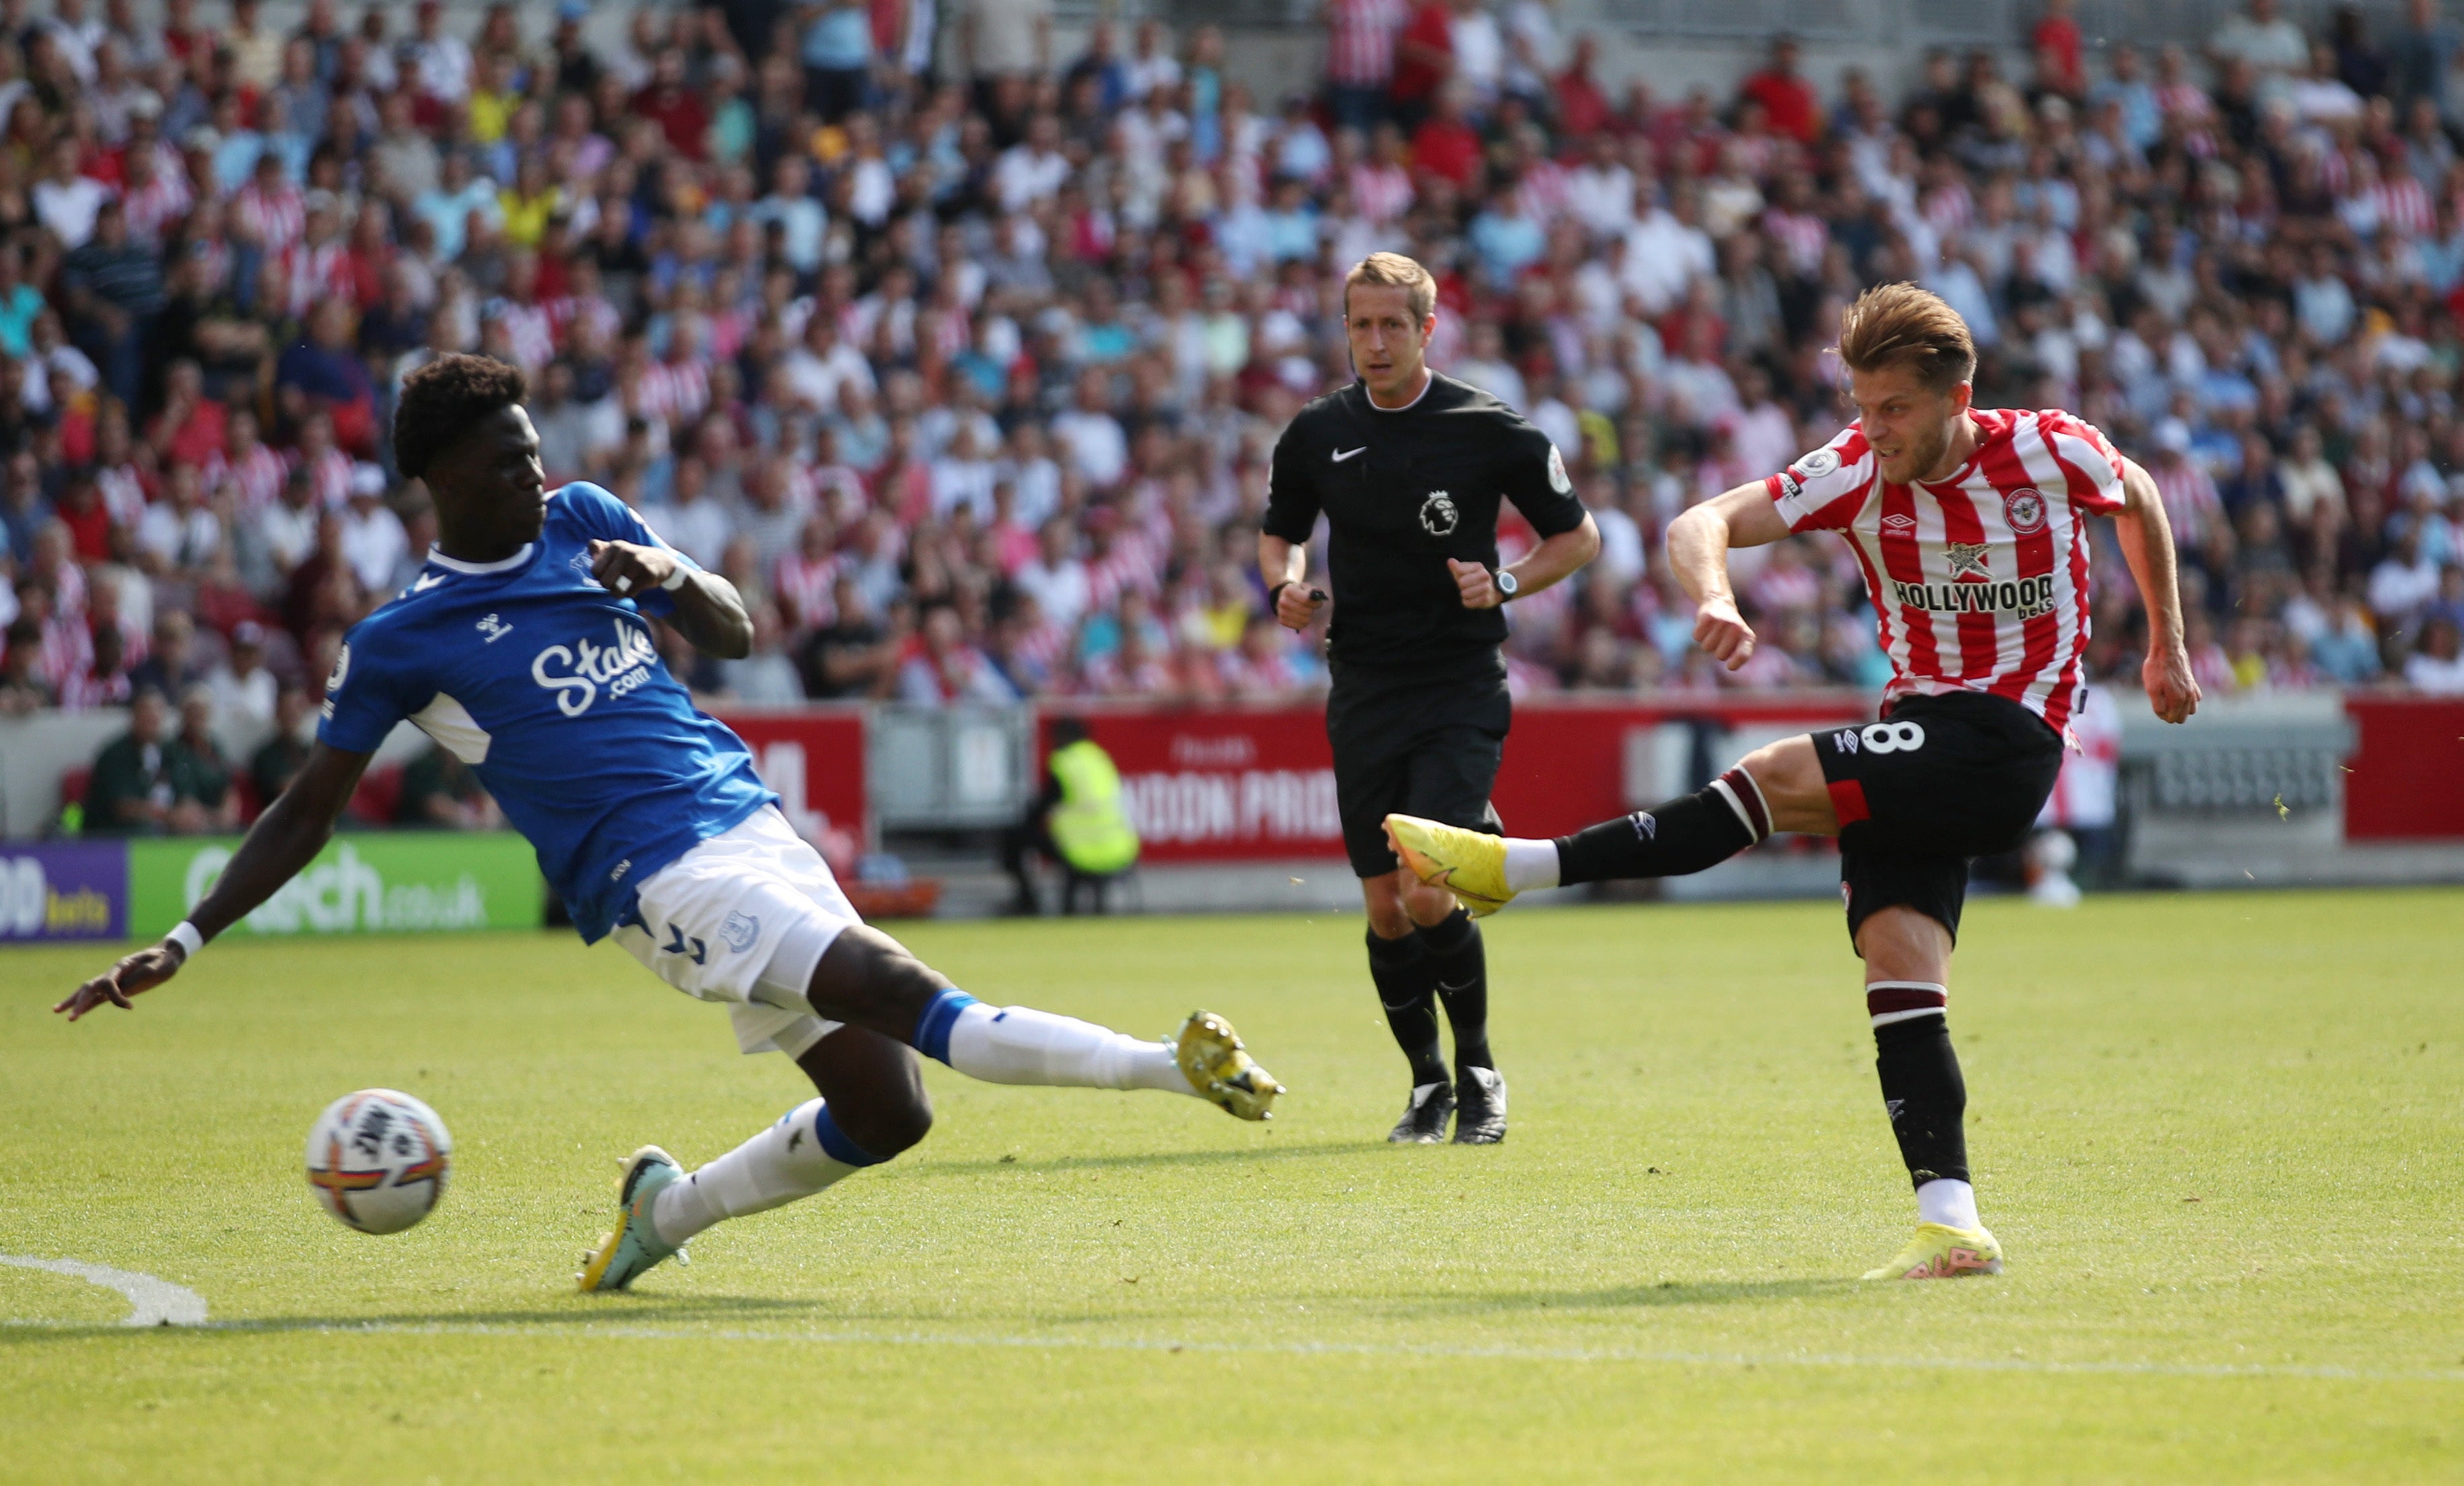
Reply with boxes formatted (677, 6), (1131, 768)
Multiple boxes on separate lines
(582, 1026), (933, 1292)
(809, 925), (1285, 1120)
(1855, 908), (1999, 1281)
(1388, 764), (1778, 916)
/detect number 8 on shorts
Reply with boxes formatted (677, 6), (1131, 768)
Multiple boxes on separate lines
(1859, 721), (1927, 755)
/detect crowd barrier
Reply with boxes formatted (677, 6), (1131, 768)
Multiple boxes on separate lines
(8, 692), (2461, 944)
(1049, 693), (1880, 862)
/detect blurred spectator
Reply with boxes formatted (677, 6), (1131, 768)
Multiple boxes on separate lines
(82, 685), (217, 834)
(248, 682), (316, 807)
(395, 741), (505, 830)
(2405, 615), (2464, 691)
(172, 684), (240, 830)
(206, 619), (280, 735)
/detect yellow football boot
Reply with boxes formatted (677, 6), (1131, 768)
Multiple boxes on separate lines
(1385, 814), (1513, 916)
(1861, 1222), (2004, 1281)
(1176, 1011), (1285, 1121)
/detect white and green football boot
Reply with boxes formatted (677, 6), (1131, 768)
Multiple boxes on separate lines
(576, 1145), (689, 1293)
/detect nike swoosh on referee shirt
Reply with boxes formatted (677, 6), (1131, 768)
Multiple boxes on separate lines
(1331, 446), (1367, 462)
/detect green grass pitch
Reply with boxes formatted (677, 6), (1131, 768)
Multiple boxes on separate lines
(3, 889), (2460, 1483)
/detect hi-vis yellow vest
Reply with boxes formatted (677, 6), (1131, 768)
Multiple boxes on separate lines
(1048, 739), (1139, 875)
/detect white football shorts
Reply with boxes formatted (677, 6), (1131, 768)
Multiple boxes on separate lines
(611, 805), (859, 1058)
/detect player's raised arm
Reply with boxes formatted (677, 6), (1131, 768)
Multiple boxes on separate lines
(2114, 457), (2201, 725)
(55, 742), (374, 1021)
(588, 539), (754, 660)
(1666, 482), (1793, 669)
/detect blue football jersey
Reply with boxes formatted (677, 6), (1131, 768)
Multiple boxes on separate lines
(319, 482), (777, 941)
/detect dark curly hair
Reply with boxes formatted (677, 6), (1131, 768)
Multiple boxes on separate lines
(392, 353), (528, 480)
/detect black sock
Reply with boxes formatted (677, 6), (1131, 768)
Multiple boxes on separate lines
(1418, 909), (1491, 1071)
(1365, 926), (1447, 1087)
(1874, 1013), (1970, 1187)
(1553, 767), (1769, 885)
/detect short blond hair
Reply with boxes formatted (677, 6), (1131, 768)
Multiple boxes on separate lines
(1837, 282), (1976, 393)
(1343, 252), (1436, 322)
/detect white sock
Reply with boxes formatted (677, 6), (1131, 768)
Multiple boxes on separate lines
(943, 1003), (1194, 1096)
(651, 1099), (866, 1246)
(1916, 1178), (1980, 1231)
(1501, 837), (1561, 891)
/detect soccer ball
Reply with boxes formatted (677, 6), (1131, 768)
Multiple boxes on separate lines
(304, 1089), (453, 1234)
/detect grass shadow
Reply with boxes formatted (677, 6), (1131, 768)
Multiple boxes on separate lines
(0, 1293), (832, 1343)
(1377, 1277), (1852, 1319)
(899, 1138), (1394, 1178)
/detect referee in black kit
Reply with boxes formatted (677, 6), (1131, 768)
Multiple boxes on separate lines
(1260, 252), (1600, 1143)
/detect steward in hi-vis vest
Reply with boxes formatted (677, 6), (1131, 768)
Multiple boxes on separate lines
(1046, 737), (1138, 877)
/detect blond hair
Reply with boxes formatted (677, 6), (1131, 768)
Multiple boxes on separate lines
(1343, 252), (1436, 322)
(1836, 282), (1977, 393)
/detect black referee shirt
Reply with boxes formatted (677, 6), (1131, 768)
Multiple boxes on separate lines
(1263, 372), (1587, 678)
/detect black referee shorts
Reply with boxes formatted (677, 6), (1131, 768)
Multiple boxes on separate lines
(1810, 690), (2065, 949)
(1327, 660), (1509, 879)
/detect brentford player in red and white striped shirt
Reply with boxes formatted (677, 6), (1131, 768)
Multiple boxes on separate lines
(1382, 283), (2201, 1283)
(1765, 405), (2116, 734)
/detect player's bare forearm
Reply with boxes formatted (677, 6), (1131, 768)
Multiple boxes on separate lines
(666, 570), (754, 659)
(1667, 484), (1791, 668)
(1668, 483), (1790, 605)
(2114, 459), (2184, 650)
(57, 744), (371, 1021)
(186, 745), (369, 941)
(588, 539), (753, 658)
(2114, 459), (2201, 724)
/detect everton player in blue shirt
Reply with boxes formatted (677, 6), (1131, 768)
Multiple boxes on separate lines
(57, 355), (1283, 1292)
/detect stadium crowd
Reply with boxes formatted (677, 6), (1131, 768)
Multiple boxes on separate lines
(4, 0), (2464, 819)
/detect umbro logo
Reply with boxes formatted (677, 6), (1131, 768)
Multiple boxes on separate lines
(477, 613), (514, 643)
(1331, 446), (1366, 463)
(1882, 514), (1917, 531)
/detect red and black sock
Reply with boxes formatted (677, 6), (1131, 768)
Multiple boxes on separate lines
(1871, 997), (1970, 1188)
(1552, 767), (1771, 885)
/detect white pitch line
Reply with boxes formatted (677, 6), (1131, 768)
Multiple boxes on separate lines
(188, 1318), (2464, 1384)
(0, 1254), (208, 1327)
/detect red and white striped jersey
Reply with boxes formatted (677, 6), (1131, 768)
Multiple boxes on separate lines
(1765, 407), (2126, 733)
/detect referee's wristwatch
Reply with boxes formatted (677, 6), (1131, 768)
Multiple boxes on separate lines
(1491, 567), (1519, 602)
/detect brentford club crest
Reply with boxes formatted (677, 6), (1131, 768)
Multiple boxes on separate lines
(2004, 487), (2048, 535)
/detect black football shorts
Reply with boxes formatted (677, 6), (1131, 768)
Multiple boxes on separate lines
(1326, 659), (1509, 879)
(1811, 689), (2065, 948)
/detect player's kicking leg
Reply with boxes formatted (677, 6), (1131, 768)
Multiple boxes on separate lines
(1389, 708), (2041, 1279)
